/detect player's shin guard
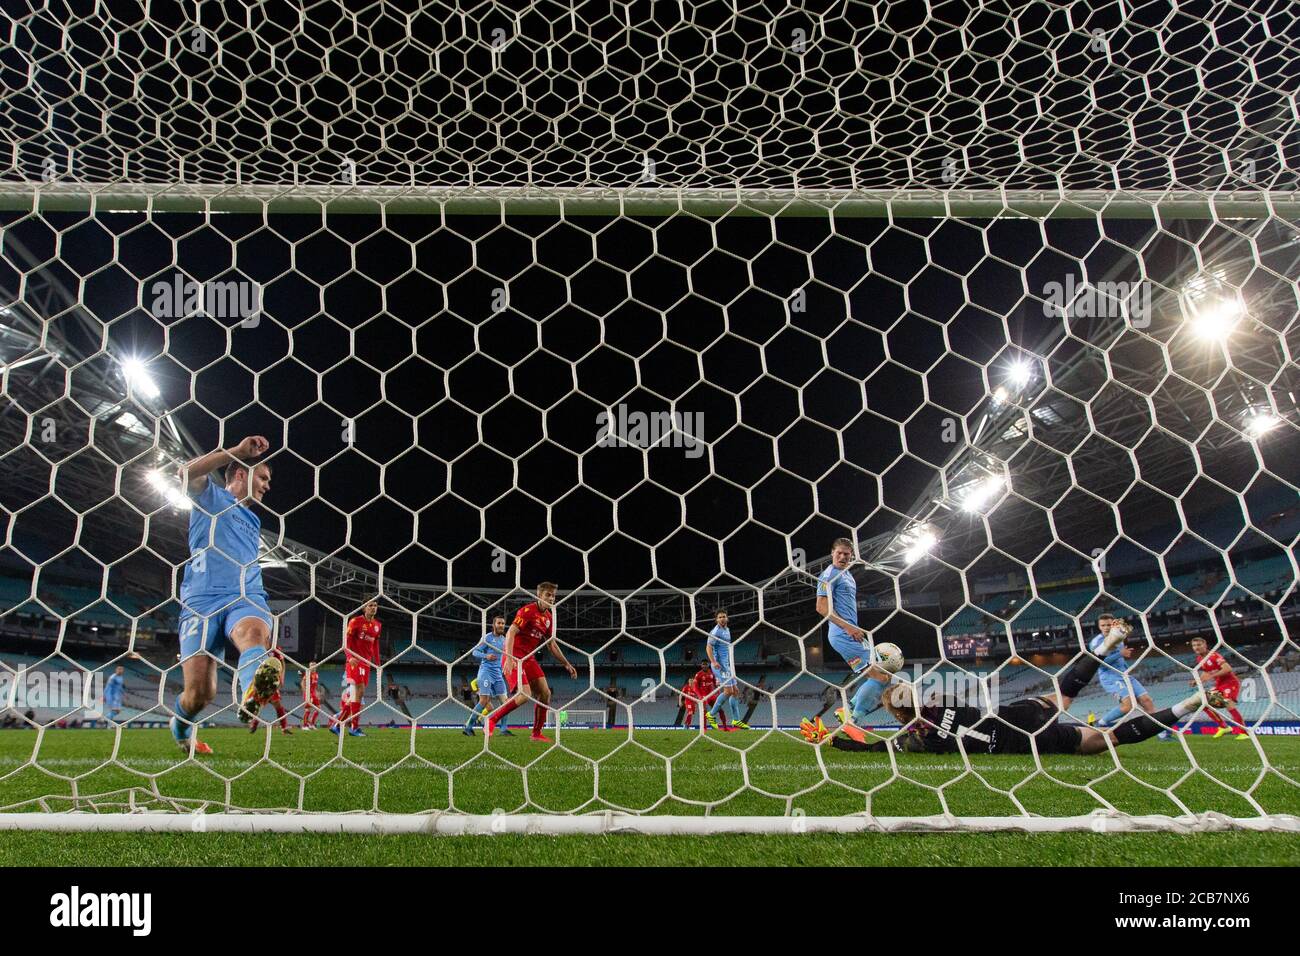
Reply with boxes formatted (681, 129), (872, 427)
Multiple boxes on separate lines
(1056, 652), (1103, 699)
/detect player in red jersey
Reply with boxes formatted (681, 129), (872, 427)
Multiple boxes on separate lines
(486, 583), (578, 741)
(248, 647), (294, 734)
(681, 674), (700, 728)
(1190, 636), (1248, 738)
(301, 662), (321, 729)
(332, 600), (382, 738)
(691, 663), (728, 730)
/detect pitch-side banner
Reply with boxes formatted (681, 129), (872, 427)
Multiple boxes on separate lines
(270, 601), (300, 654)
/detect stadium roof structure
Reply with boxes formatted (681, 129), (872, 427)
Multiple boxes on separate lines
(2, 1), (1297, 636)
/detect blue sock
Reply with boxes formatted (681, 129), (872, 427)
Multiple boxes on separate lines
(1098, 705), (1126, 727)
(236, 646), (268, 701)
(708, 694), (727, 718)
(729, 695), (743, 720)
(850, 678), (887, 724)
(170, 695), (199, 742)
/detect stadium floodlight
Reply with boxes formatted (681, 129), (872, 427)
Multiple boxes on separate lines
(120, 357), (160, 400)
(146, 468), (191, 511)
(1188, 297), (1243, 341)
(960, 475), (1006, 513)
(1007, 360), (1032, 388)
(902, 526), (938, 566)
(1244, 411), (1281, 439)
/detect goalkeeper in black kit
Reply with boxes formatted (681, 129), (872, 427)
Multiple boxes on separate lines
(805, 624), (1212, 756)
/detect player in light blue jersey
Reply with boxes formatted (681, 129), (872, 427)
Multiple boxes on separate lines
(705, 610), (748, 730)
(103, 665), (125, 722)
(813, 537), (894, 736)
(169, 436), (282, 755)
(464, 615), (513, 736)
(1087, 612), (1156, 729)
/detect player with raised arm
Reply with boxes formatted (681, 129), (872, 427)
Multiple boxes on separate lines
(1087, 612), (1156, 729)
(806, 623), (1205, 756)
(814, 537), (894, 733)
(463, 615), (513, 736)
(1190, 636), (1249, 738)
(705, 610), (748, 730)
(332, 600), (381, 738)
(170, 436), (281, 755)
(486, 583), (578, 741)
(301, 662), (321, 730)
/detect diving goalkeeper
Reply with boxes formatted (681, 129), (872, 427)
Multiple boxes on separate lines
(803, 623), (1217, 756)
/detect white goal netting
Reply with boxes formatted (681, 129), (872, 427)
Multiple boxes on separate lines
(1, 1), (1299, 834)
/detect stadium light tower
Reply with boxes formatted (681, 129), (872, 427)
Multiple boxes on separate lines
(120, 357), (160, 400)
(1007, 360), (1032, 388)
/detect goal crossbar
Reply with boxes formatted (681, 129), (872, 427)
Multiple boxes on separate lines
(2, 184), (1297, 218)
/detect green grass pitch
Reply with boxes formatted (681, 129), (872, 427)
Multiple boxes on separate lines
(1, 726), (1297, 865)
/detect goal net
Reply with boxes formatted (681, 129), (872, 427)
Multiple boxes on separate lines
(1, 2), (1298, 836)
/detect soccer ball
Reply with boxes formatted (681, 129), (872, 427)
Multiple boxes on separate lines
(873, 642), (905, 674)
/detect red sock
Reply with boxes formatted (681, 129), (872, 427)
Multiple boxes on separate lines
(532, 704), (547, 736)
(1207, 708), (1227, 728)
(1227, 708), (1246, 730)
(276, 703), (288, 729)
(351, 699), (362, 730)
(491, 698), (521, 724)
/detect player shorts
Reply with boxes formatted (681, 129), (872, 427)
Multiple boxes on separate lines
(989, 699), (1082, 755)
(1098, 670), (1148, 701)
(344, 660), (372, 686)
(1214, 682), (1241, 703)
(476, 665), (507, 698)
(507, 655), (545, 692)
(828, 632), (870, 672)
(179, 593), (273, 659)
(711, 663), (737, 688)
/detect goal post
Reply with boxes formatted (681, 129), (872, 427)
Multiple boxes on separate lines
(1, 3), (1299, 837)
